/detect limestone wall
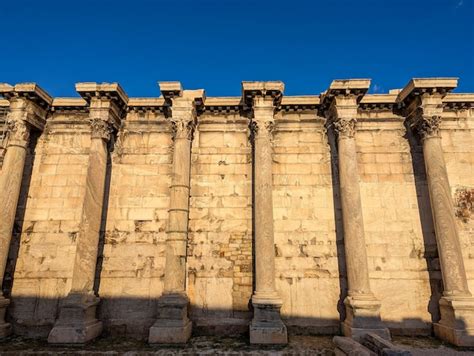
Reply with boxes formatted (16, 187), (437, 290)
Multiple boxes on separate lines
(3, 95), (474, 340)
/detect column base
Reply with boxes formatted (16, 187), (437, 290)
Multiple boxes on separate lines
(434, 295), (474, 346)
(48, 293), (103, 344)
(148, 293), (192, 344)
(249, 294), (288, 345)
(343, 295), (390, 341)
(0, 297), (11, 339)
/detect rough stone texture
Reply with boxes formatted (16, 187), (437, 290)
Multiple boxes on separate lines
(0, 79), (473, 347)
(187, 102), (253, 335)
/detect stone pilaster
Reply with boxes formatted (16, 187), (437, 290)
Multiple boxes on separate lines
(322, 80), (389, 341)
(0, 83), (51, 339)
(400, 78), (474, 346)
(48, 83), (127, 344)
(148, 82), (204, 344)
(243, 82), (287, 345)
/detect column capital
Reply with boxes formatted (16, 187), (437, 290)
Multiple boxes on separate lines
(90, 118), (113, 141)
(242, 81), (283, 138)
(76, 82), (128, 132)
(398, 78), (458, 140)
(0, 83), (52, 132)
(321, 79), (371, 139)
(159, 82), (205, 141)
(242, 81), (284, 109)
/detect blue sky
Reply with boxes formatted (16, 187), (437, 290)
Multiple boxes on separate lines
(0, 0), (472, 97)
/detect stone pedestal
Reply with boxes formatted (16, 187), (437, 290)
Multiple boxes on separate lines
(342, 295), (390, 341)
(434, 296), (474, 346)
(243, 82), (287, 345)
(250, 296), (287, 344)
(149, 294), (192, 344)
(0, 297), (11, 338)
(47, 294), (102, 344)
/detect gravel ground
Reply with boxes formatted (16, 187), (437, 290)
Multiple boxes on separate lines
(0, 335), (472, 355)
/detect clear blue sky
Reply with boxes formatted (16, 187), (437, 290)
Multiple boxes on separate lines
(1, 0), (473, 97)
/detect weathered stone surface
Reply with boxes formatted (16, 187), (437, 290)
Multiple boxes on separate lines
(0, 78), (473, 348)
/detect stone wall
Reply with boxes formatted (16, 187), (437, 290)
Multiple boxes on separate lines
(0, 80), (473, 344)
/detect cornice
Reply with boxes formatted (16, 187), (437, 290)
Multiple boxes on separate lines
(203, 97), (241, 113)
(75, 82), (128, 110)
(51, 97), (88, 113)
(0, 82), (52, 109)
(242, 81), (284, 107)
(443, 93), (474, 110)
(397, 78), (458, 104)
(127, 98), (166, 113)
(281, 95), (319, 112)
(359, 94), (398, 111)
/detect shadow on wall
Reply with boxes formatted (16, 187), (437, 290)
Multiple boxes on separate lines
(0, 121), (447, 341)
(404, 123), (443, 324)
(326, 124), (348, 322)
(2, 297), (442, 341)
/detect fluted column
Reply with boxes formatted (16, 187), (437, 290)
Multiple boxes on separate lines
(243, 82), (287, 345)
(149, 83), (204, 344)
(323, 80), (389, 341)
(401, 78), (474, 346)
(0, 84), (51, 339)
(49, 83), (126, 344)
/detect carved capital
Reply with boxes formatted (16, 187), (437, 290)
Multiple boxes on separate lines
(250, 119), (274, 140)
(90, 119), (113, 141)
(6, 118), (30, 146)
(171, 117), (196, 141)
(411, 113), (442, 140)
(333, 118), (356, 139)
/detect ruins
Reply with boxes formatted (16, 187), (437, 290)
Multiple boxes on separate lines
(0, 78), (473, 346)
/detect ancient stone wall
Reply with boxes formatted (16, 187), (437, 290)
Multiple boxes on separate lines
(0, 79), (473, 346)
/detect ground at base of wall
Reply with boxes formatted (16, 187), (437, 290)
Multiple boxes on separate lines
(0, 335), (471, 355)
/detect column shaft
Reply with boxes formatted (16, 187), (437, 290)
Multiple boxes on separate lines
(253, 132), (277, 297)
(337, 136), (372, 296)
(70, 137), (108, 293)
(164, 136), (191, 294)
(423, 136), (470, 295)
(0, 119), (29, 337)
(0, 143), (28, 279)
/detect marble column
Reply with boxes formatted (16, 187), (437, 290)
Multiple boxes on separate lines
(48, 117), (112, 344)
(149, 84), (203, 344)
(324, 81), (389, 341)
(398, 78), (474, 346)
(244, 83), (287, 345)
(411, 107), (474, 346)
(0, 84), (51, 339)
(0, 112), (30, 338)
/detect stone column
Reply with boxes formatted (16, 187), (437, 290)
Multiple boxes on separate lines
(49, 83), (127, 344)
(400, 78), (474, 346)
(243, 82), (287, 345)
(0, 83), (51, 339)
(0, 113), (30, 338)
(322, 80), (389, 341)
(149, 83), (204, 344)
